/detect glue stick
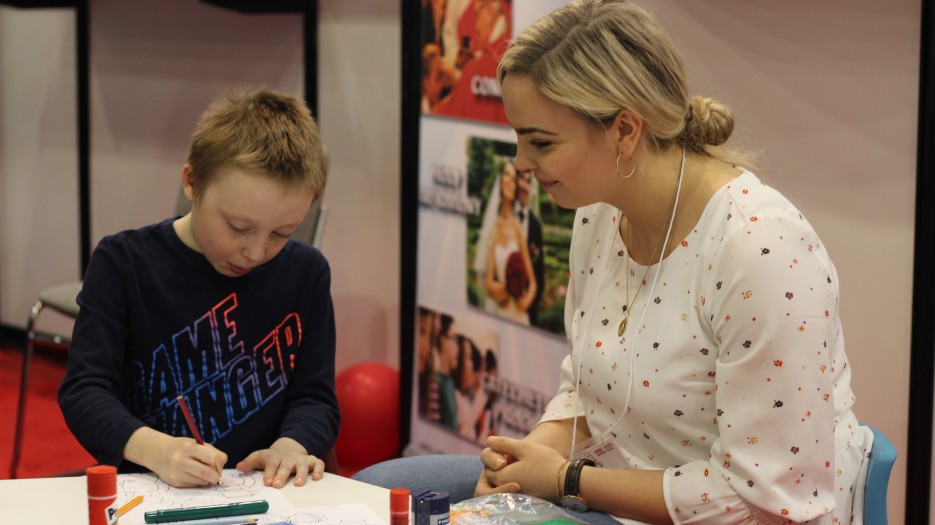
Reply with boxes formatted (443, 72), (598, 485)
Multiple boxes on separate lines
(390, 487), (411, 525)
(414, 490), (450, 525)
(87, 465), (119, 525)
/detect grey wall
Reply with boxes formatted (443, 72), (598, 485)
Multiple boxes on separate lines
(648, 3), (918, 520)
(0, 0), (401, 375)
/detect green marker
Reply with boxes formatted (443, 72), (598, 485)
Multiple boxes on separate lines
(143, 500), (269, 524)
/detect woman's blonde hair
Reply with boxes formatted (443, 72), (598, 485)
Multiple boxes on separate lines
(187, 87), (327, 200)
(497, 0), (754, 167)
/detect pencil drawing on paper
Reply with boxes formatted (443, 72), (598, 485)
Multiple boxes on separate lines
(115, 470), (385, 525)
(117, 469), (263, 508)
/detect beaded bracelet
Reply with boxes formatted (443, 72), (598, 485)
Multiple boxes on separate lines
(555, 459), (571, 502)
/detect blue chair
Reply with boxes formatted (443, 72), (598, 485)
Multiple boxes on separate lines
(863, 424), (897, 525)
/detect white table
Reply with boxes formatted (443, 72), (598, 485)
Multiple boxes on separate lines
(0, 472), (390, 524)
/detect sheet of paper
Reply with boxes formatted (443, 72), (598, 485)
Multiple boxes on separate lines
(115, 470), (387, 525)
(257, 503), (387, 525)
(116, 469), (294, 525)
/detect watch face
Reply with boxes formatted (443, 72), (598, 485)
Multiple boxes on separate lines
(561, 495), (588, 513)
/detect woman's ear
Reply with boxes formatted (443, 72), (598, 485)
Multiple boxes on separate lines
(612, 109), (643, 159)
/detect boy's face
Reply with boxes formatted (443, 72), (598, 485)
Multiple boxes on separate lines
(182, 166), (313, 277)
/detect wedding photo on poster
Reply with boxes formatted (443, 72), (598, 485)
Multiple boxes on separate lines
(419, 0), (512, 125)
(415, 304), (505, 446)
(465, 136), (573, 337)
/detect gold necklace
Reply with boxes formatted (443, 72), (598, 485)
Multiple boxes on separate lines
(617, 149), (686, 337)
(619, 228), (663, 336)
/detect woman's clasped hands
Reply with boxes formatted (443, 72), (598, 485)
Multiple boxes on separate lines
(476, 435), (568, 502)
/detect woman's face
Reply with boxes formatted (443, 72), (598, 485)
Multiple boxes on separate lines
(501, 74), (617, 209)
(499, 162), (517, 205)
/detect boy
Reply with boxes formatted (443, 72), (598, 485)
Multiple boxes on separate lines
(58, 87), (338, 489)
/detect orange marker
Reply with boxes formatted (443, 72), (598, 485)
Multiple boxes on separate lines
(117, 495), (144, 517)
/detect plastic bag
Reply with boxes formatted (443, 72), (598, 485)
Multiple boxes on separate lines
(450, 493), (587, 525)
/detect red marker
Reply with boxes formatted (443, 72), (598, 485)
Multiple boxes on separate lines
(178, 395), (221, 483)
(177, 395), (204, 444)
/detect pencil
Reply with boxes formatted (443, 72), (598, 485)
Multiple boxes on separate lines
(117, 495), (144, 517)
(177, 395), (204, 444)
(154, 518), (257, 525)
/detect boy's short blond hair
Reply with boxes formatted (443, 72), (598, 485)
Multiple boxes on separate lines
(187, 87), (326, 200)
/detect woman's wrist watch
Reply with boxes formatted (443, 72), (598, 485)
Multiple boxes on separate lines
(560, 457), (596, 512)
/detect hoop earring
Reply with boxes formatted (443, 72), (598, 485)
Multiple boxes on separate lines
(617, 153), (635, 179)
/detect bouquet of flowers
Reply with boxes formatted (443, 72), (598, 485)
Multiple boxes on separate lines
(505, 251), (528, 299)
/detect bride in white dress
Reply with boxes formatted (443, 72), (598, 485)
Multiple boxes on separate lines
(481, 160), (537, 325)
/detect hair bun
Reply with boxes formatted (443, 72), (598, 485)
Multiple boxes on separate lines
(683, 96), (734, 147)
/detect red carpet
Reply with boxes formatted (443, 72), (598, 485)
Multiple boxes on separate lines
(0, 343), (398, 480)
(0, 345), (95, 479)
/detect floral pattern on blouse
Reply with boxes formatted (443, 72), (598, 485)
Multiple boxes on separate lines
(540, 171), (872, 525)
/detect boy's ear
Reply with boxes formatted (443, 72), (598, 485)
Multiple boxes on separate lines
(181, 163), (196, 201)
(612, 109), (643, 160)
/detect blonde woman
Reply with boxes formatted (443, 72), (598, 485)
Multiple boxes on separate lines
(356, 2), (870, 523)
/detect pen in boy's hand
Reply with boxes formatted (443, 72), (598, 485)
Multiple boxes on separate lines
(177, 394), (221, 483)
(177, 395), (204, 444)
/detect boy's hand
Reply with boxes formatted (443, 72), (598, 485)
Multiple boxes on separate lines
(158, 439), (227, 487)
(235, 437), (325, 488)
(124, 427), (227, 488)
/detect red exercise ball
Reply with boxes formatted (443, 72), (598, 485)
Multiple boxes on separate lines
(334, 362), (400, 474)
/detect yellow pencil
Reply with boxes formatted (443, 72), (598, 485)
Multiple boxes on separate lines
(117, 495), (144, 517)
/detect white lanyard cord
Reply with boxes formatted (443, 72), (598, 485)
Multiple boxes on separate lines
(568, 147), (686, 458)
(567, 210), (619, 456)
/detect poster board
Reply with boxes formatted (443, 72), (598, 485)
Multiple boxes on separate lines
(404, 0), (570, 456)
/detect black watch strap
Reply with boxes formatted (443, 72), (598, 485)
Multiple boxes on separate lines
(563, 458), (595, 501)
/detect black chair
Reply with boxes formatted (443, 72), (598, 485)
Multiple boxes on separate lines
(10, 282), (83, 478)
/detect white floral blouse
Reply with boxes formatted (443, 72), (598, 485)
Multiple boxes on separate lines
(541, 171), (872, 524)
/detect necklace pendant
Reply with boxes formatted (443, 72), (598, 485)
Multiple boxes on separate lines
(618, 317), (628, 337)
